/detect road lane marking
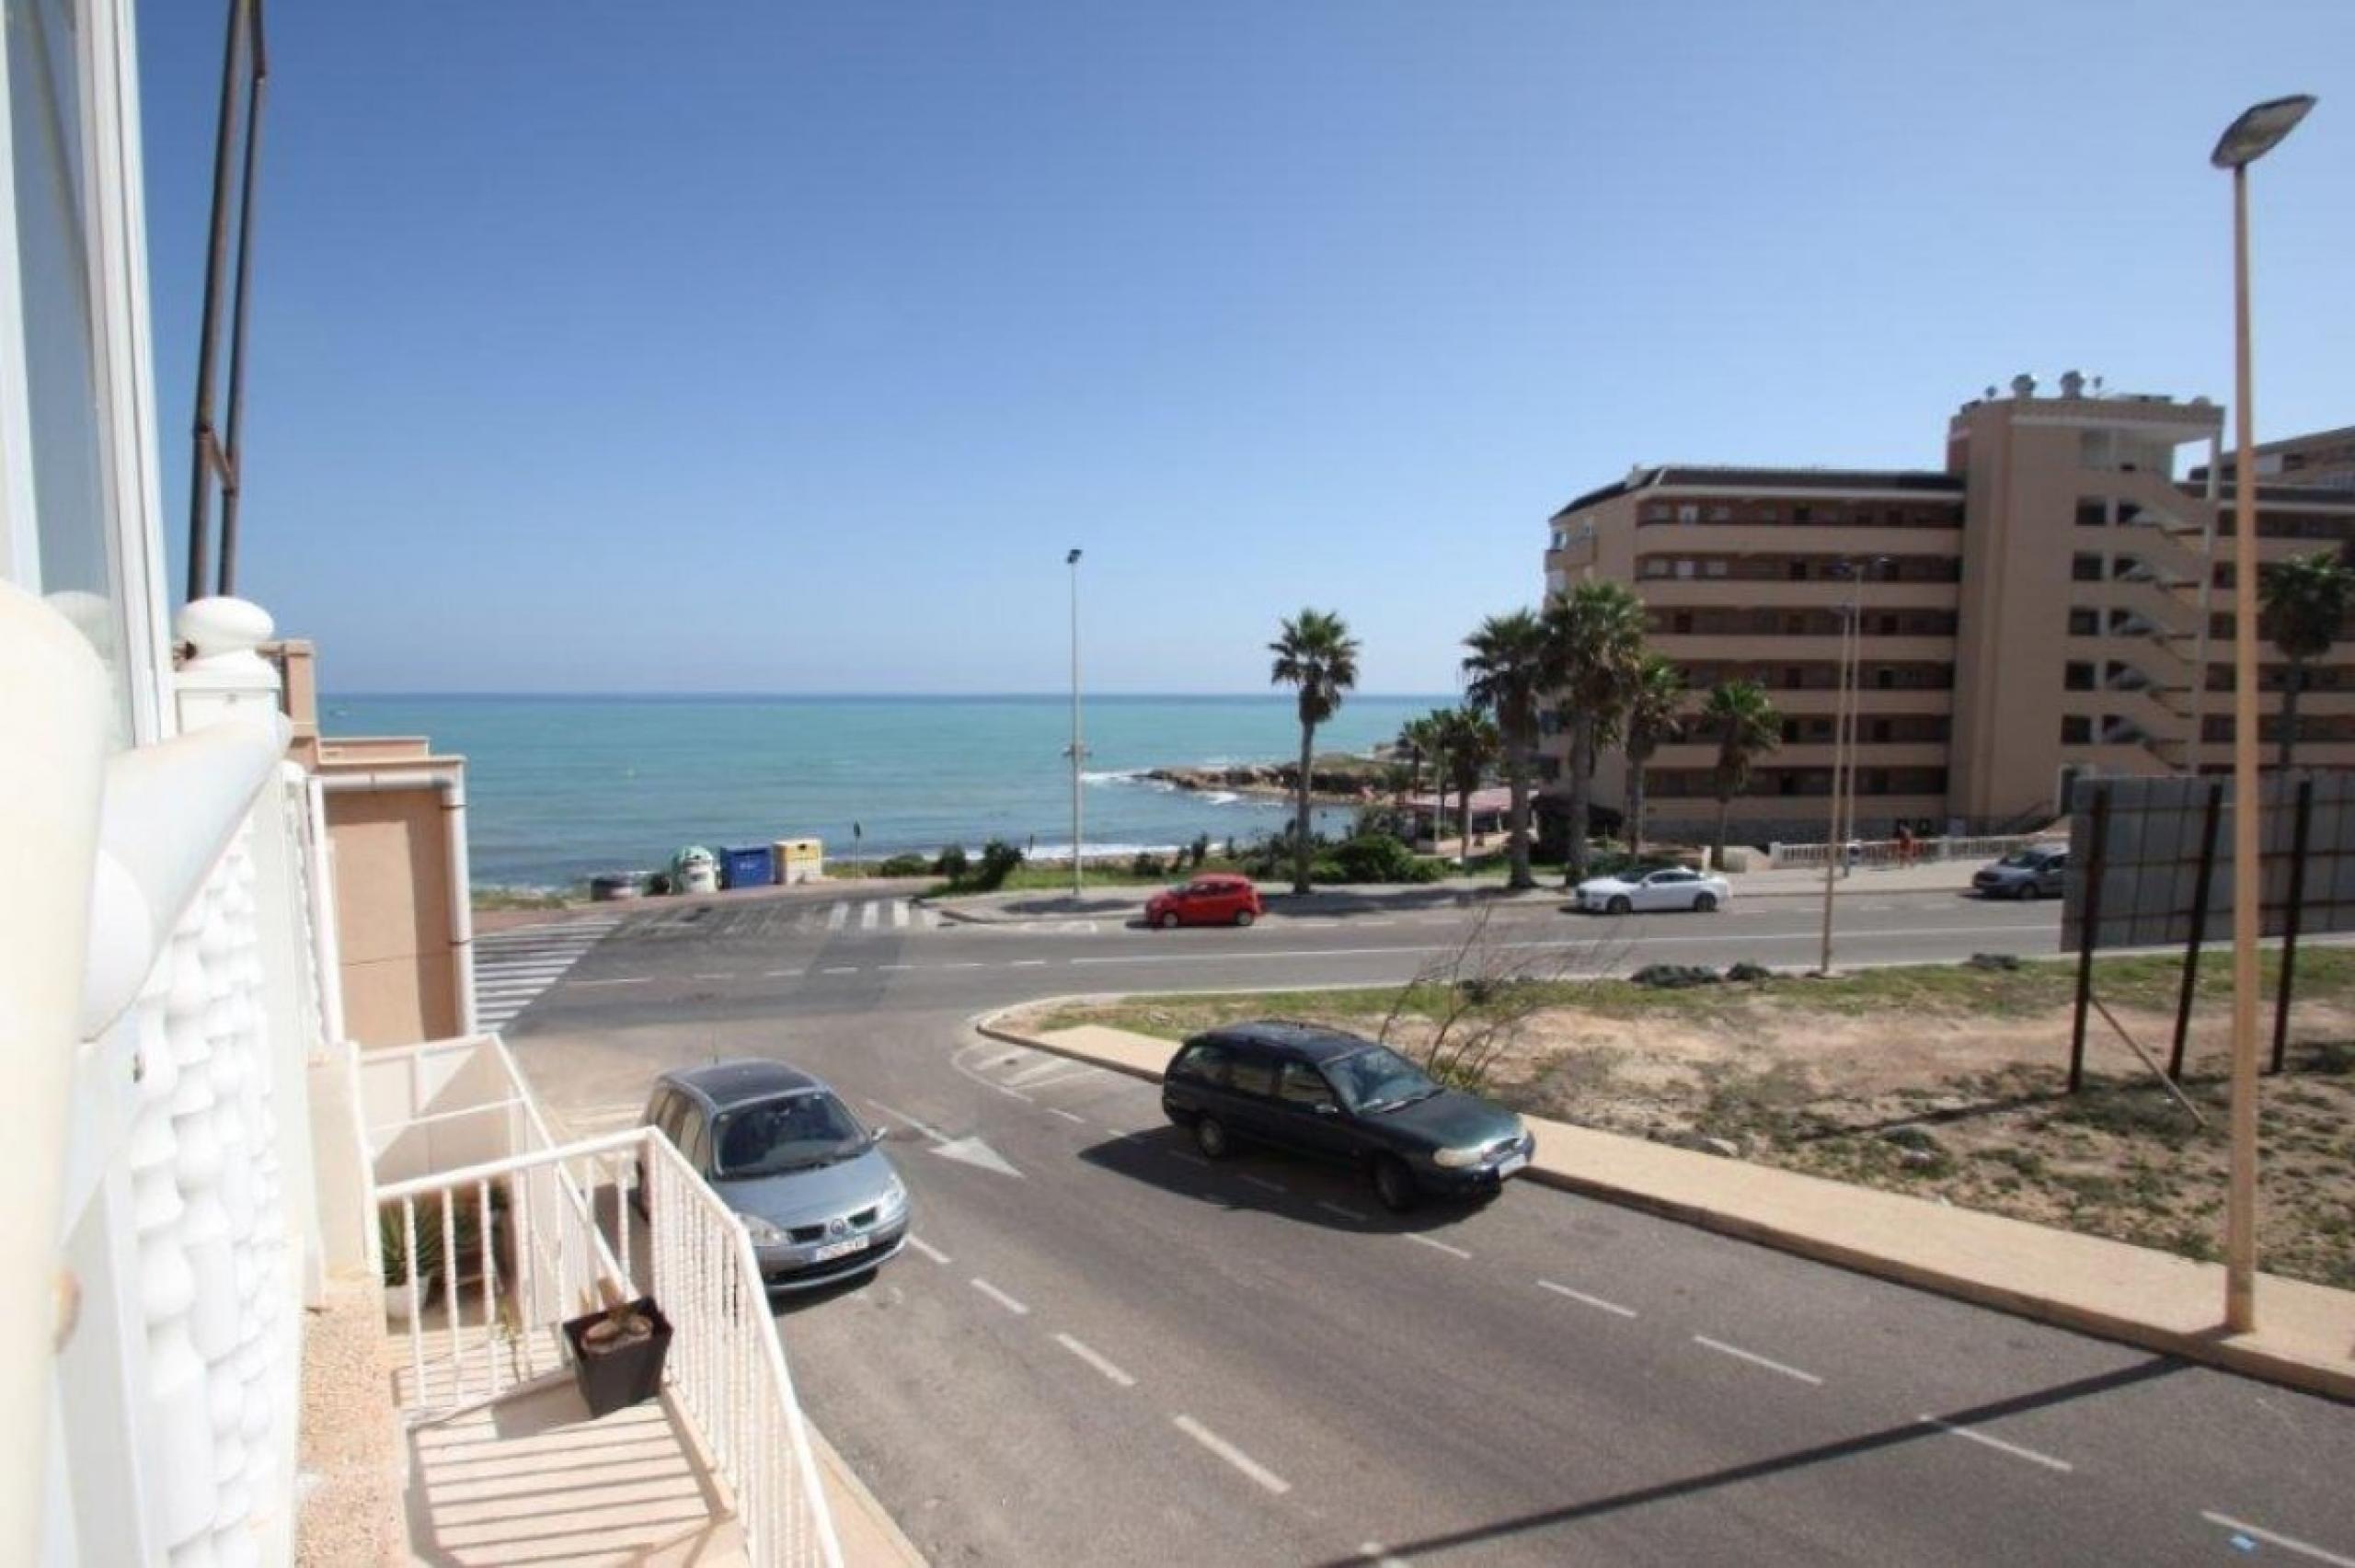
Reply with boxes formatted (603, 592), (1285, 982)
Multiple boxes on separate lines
(827, 902), (849, 931)
(1236, 1174), (1287, 1194)
(2200, 1513), (2355, 1566)
(878, 964), (913, 971)
(1053, 1333), (1137, 1388)
(940, 961), (983, 969)
(1005, 1059), (1093, 1088)
(1694, 1335), (1823, 1386)
(1171, 1415), (1290, 1494)
(891, 899), (911, 929)
(1359, 1546), (1411, 1568)
(969, 1277), (1029, 1315)
(1916, 1414), (2071, 1471)
(1007, 959), (1049, 967)
(693, 972), (734, 980)
(864, 1099), (949, 1143)
(1315, 1200), (1370, 1221)
(821, 966), (858, 974)
(569, 976), (650, 988)
(1168, 1150), (1210, 1167)
(906, 1236), (951, 1265)
(1538, 1279), (1637, 1318)
(1404, 1233), (1471, 1259)
(1047, 1107), (1087, 1124)
(860, 902), (880, 931)
(764, 968), (800, 978)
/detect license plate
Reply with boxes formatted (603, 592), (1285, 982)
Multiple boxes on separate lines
(1495, 1151), (1529, 1178)
(810, 1235), (870, 1263)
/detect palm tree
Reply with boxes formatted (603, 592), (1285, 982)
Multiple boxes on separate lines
(2260, 551), (2355, 769)
(1543, 578), (1648, 885)
(1419, 705), (1456, 852)
(1701, 679), (1781, 872)
(1622, 653), (1687, 854)
(1437, 708), (1499, 871)
(1462, 610), (1549, 889)
(1268, 609), (1361, 894)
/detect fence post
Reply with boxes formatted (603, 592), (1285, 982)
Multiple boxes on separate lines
(2069, 785), (2109, 1095)
(2270, 776), (2313, 1075)
(2170, 781), (2224, 1080)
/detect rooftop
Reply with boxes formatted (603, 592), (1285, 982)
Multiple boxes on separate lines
(667, 1059), (824, 1106)
(1553, 465), (1962, 519)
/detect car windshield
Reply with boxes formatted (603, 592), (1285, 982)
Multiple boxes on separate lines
(1998, 850), (2044, 868)
(712, 1092), (867, 1178)
(1325, 1046), (1442, 1114)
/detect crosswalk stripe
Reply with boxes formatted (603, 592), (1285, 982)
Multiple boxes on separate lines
(827, 902), (850, 931)
(891, 900), (910, 929)
(470, 919), (617, 1032)
(860, 901), (880, 932)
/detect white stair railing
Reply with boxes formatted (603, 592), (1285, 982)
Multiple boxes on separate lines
(374, 1128), (842, 1568)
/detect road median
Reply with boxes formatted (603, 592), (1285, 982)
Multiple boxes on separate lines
(975, 996), (2355, 1403)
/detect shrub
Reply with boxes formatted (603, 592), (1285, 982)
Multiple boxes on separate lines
(1325, 831), (1441, 886)
(934, 844), (970, 880)
(1189, 833), (1211, 869)
(877, 853), (930, 877)
(964, 838), (1025, 891)
(1631, 963), (1722, 990)
(1131, 851), (1167, 877)
(1726, 961), (1773, 984)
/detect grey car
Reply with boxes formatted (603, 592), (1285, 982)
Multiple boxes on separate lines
(641, 1059), (909, 1292)
(1972, 844), (2068, 900)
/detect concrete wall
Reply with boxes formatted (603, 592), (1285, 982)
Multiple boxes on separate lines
(322, 754), (465, 1047)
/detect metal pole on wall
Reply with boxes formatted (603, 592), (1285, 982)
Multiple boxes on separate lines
(2212, 92), (2313, 1333)
(2271, 776), (2313, 1073)
(1068, 548), (1085, 898)
(1817, 598), (1851, 974)
(2069, 784), (2108, 1094)
(2170, 780), (2223, 1079)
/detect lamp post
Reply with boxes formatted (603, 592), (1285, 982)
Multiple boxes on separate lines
(1817, 556), (1887, 974)
(2212, 92), (2315, 1333)
(1067, 548), (1086, 898)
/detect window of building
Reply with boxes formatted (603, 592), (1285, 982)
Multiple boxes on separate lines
(2064, 661), (2095, 692)
(1707, 506), (1731, 522)
(1782, 666), (1801, 688)
(1871, 719), (1891, 743)
(1550, 529), (1568, 551)
(1640, 557), (1668, 578)
(1704, 559), (1728, 578)
(2072, 554), (2104, 582)
(1676, 503), (1700, 524)
(1673, 612), (1693, 635)
(1875, 668), (1895, 690)
(2068, 607), (2099, 636)
(1642, 503), (1671, 523)
(2061, 716), (2093, 745)
(1792, 505), (1813, 524)
(1787, 560), (1807, 581)
(1675, 559), (1694, 578)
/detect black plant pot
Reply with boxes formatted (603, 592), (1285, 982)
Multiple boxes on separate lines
(561, 1298), (673, 1418)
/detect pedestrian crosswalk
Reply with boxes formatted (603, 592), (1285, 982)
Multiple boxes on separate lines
(472, 916), (625, 1032)
(622, 898), (947, 942)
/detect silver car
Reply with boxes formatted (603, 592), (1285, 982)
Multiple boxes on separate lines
(1971, 845), (2068, 901)
(641, 1059), (909, 1291)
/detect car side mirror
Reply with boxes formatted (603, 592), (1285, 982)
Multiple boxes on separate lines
(869, 1127), (889, 1144)
(1311, 1102), (1338, 1116)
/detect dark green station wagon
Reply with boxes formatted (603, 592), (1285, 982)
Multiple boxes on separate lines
(1160, 1021), (1534, 1212)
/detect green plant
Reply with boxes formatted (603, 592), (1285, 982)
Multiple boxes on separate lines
(1631, 963), (1722, 990)
(2259, 550), (2355, 768)
(1544, 578), (1648, 883)
(958, 838), (1025, 891)
(380, 1204), (443, 1288)
(1269, 608), (1361, 893)
(1131, 850), (1167, 877)
(933, 844), (970, 880)
(1189, 833), (1211, 869)
(1621, 653), (1687, 853)
(1463, 608), (1551, 890)
(1325, 830), (1440, 885)
(1700, 679), (1782, 870)
(877, 853), (930, 877)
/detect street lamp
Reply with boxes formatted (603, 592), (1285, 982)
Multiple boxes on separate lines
(1067, 548), (1085, 898)
(1817, 556), (1888, 974)
(2212, 92), (2315, 1334)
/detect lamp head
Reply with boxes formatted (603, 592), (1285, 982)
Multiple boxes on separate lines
(2212, 95), (2316, 169)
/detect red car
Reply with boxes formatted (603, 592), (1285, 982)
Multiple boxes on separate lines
(1145, 874), (1263, 929)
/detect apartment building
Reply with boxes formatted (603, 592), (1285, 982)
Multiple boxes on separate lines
(1540, 373), (2355, 846)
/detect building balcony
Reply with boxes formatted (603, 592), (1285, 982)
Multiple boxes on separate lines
(1631, 522), (1960, 557)
(1630, 578), (1960, 610)
(1646, 740), (1949, 771)
(1650, 632), (1956, 665)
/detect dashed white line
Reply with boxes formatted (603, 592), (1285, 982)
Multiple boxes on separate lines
(878, 964), (913, 971)
(2200, 1512), (2355, 1566)
(1537, 1279), (1637, 1319)
(692, 972), (734, 980)
(1694, 1335), (1824, 1386)
(1167, 1150), (1210, 1167)
(941, 961), (983, 970)
(1404, 1233), (1472, 1259)
(570, 976), (650, 988)
(1916, 1414), (2071, 1472)
(764, 968), (800, 978)
(969, 1277), (1029, 1316)
(1007, 959), (1049, 967)
(1053, 1333), (1137, 1388)
(1236, 1173), (1287, 1194)
(1315, 1200), (1370, 1221)
(821, 966), (858, 975)
(1047, 1107), (1088, 1124)
(905, 1236), (951, 1265)
(1170, 1415), (1291, 1494)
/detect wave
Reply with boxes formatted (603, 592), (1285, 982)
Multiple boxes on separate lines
(1079, 769), (1143, 784)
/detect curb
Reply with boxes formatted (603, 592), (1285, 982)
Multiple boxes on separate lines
(971, 999), (2355, 1406)
(805, 1418), (929, 1567)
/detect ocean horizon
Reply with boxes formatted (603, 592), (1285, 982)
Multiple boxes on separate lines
(326, 692), (1453, 889)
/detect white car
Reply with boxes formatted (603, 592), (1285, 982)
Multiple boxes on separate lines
(1572, 865), (1730, 914)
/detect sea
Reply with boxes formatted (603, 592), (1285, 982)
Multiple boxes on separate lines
(326, 694), (1451, 891)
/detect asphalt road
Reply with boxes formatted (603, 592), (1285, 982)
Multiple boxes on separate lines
(502, 887), (2355, 1567)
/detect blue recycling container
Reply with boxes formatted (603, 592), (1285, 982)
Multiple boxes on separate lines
(720, 846), (775, 889)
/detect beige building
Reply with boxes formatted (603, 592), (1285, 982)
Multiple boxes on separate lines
(1541, 374), (2355, 845)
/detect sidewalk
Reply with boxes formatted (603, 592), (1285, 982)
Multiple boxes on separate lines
(978, 1012), (2355, 1404)
(930, 858), (1988, 924)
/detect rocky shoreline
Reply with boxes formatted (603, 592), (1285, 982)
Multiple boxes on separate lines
(1143, 754), (1391, 806)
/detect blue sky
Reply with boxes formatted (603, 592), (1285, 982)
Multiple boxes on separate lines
(135, 2), (2353, 694)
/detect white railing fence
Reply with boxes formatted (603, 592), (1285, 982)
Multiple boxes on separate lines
(375, 1127), (842, 1568)
(1766, 832), (2047, 870)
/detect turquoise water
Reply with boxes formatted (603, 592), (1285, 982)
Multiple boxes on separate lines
(327, 694), (1450, 889)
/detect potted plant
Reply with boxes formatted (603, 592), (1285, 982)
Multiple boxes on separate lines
(561, 1286), (673, 1418)
(380, 1207), (443, 1325)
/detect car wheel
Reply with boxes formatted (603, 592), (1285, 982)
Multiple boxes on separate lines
(1372, 1155), (1419, 1214)
(2017, 882), (2039, 902)
(1607, 895), (1632, 915)
(1158, 910), (1181, 929)
(1693, 891), (1718, 912)
(1235, 909), (1255, 928)
(1195, 1116), (1231, 1160)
